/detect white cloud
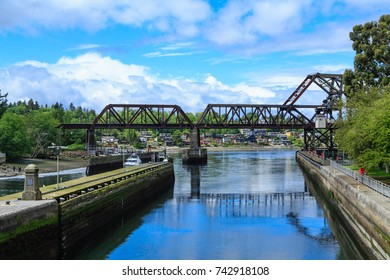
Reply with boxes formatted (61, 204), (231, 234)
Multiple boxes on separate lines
(205, 0), (313, 46)
(0, 53), (277, 112)
(0, 0), (211, 35)
(313, 64), (350, 73)
(143, 42), (202, 57)
(160, 42), (195, 51)
(66, 44), (102, 51)
(245, 0), (310, 36)
(1, 0), (388, 56)
(295, 48), (352, 56)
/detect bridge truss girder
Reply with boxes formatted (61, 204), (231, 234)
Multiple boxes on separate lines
(196, 104), (318, 129)
(60, 73), (344, 154)
(283, 73), (343, 106)
(92, 104), (195, 129)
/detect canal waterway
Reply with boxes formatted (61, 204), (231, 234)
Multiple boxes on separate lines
(0, 150), (366, 259)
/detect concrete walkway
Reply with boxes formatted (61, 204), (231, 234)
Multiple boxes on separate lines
(0, 199), (56, 217)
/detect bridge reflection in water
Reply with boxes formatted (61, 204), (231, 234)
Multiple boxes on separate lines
(66, 151), (366, 260)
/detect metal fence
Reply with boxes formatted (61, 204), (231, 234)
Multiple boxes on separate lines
(329, 160), (390, 198)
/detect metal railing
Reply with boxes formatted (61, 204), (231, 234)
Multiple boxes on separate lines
(330, 160), (390, 198)
(297, 152), (323, 168)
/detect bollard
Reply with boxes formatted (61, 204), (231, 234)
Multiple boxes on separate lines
(22, 164), (42, 200)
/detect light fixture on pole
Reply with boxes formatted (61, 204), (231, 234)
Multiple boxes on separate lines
(49, 143), (62, 189)
(55, 146), (61, 189)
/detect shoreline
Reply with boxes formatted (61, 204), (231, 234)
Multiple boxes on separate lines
(0, 158), (88, 178)
(165, 145), (299, 154)
(0, 145), (299, 178)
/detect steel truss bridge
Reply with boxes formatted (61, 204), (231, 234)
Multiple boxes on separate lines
(61, 73), (344, 152)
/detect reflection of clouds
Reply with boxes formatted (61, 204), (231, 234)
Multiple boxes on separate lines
(114, 192), (334, 259)
(104, 149), (341, 260)
(175, 192), (318, 219)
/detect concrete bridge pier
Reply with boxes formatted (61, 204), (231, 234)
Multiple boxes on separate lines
(182, 128), (207, 164)
(86, 128), (96, 156)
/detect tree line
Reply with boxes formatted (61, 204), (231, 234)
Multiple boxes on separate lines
(0, 96), (96, 159)
(0, 15), (388, 168)
(336, 14), (390, 173)
(0, 95), (241, 159)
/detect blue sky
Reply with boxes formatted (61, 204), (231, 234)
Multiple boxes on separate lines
(0, 0), (389, 113)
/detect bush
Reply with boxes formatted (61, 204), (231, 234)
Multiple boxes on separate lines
(66, 143), (86, 151)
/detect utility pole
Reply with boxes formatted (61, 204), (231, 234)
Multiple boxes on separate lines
(55, 146), (61, 189)
(49, 144), (62, 189)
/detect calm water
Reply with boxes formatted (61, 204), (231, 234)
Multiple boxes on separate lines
(1, 150), (365, 259)
(0, 168), (86, 196)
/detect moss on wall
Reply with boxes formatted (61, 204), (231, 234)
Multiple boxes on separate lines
(0, 208), (59, 259)
(59, 164), (174, 252)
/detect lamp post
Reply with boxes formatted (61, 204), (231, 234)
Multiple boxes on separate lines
(49, 144), (62, 189)
(122, 146), (125, 172)
(55, 146), (60, 189)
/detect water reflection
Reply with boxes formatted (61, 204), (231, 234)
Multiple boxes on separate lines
(64, 190), (174, 260)
(1, 150), (365, 259)
(189, 165), (201, 199)
(300, 171), (368, 259)
(102, 150), (345, 260)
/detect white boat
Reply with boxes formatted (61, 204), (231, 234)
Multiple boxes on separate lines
(124, 153), (142, 166)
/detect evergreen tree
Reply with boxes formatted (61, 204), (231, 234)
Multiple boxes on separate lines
(344, 15), (390, 96)
(337, 15), (390, 172)
(0, 90), (8, 119)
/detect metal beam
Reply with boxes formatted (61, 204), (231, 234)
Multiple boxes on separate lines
(196, 104), (317, 129)
(59, 73), (345, 152)
(283, 73), (343, 106)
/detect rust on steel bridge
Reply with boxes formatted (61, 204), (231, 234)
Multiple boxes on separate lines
(60, 73), (343, 150)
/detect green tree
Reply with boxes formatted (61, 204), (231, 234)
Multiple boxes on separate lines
(52, 102), (65, 122)
(337, 15), (390, 172)
(0, 90), (8, 119)
(0, 112), (30, 159)
(28, 110), (60, 158)
(336, 86), (390, 172)
(344, 15), (390, 96)
(171, 130), (183, 146)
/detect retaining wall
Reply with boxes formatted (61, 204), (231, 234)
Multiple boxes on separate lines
(0, 200), (59, 259)
(60, 163), (174, 255)
(87, 152), (159, 175)
(296, 152), (390, 259)
(0, 163), (174, 259)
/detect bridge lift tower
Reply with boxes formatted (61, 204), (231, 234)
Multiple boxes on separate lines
(283, 73), (343, 155)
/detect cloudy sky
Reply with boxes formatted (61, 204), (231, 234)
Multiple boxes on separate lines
(0, 0), (388, 112)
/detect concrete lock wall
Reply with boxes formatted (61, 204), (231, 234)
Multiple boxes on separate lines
(0, 162), (174, 259)
(296, 152), (390, 260)
(60, 164), (174, 254)
(87, 152), (159, 175)
(0, 200), (59, 259)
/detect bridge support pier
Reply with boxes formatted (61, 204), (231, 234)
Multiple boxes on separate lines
(86, 129), (96, 156)
(182, 128), (207, 164)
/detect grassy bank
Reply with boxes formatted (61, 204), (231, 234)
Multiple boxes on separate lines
(345, 165), (390, 185)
